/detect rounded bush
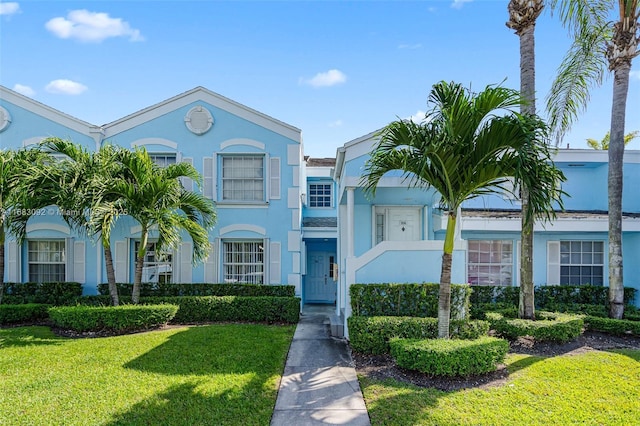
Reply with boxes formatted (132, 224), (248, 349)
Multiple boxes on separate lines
(585, 315), (640, 336)
(48, 304), (178, 333)
(347, 315), (490, 355)
(486, 311), (584, 343)
(390, 336), (509, 377)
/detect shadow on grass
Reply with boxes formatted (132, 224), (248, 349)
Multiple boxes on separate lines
(116, 324), (294, 425)
(105, 379), (273, 426)
(0, 326), (62, 348)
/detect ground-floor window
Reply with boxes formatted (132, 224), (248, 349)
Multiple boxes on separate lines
(134, 241), (173, 283)
(467, 240), (513, 286)
(223, 240), (264, 284)
(28, 240), (65, 282)
(560, 241), (604, 285)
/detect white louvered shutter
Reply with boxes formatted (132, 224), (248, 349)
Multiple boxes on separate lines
(179, 242), (193, 283)
(181, 157), (194, 192)
(203, 157), (215, 200)
(269, 157), (281, 199)
(74, 241), (86, 284)
(204, 241), (216, 283)
(115, 241), (128, 283)
(7, 241), (18, 282)
(269, 241), (281, 284)
(547, 241), (561, 285)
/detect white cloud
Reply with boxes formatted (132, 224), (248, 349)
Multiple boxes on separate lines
(398, 43), (422, 50)
(45, 79), (88, 95)
(13, 84), (35, 96)
(328, 119), (343, 128)
(407, 110), (428, 124)
(45, 9), (144, 43)
(451, 0), (472, 9)
(0, 2), (20, 16)
(300, 69), (347, 88)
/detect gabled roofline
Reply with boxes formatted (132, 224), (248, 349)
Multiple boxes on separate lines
(333, 128), (382, 181)
(0, 85), (102, 138)
(102, 86), (302, 142)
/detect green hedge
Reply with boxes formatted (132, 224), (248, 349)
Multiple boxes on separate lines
(390, 336), (509, 377)
(1, 282), (83, 305)
(585, 316), (640, 336)
(48, 304), (178, 333)
(486, 311), (584, 343)
(97, 282), (295, 297)
(347, 315), (490, 355)
(470, 285), (637, 308)
(350, 283), (471, 319)
(78, 295), (301, 324)
(0, 303), (51, 325)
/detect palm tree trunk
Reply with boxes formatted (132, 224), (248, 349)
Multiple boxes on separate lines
(103, 243), (119, 306)
(518, 21), (537, 320)
(608, 62), (630, 320)
(438, 211), (457, 339)
(132, 230), (148, 304)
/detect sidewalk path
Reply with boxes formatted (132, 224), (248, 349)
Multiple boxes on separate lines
(271, 305), (371, 426)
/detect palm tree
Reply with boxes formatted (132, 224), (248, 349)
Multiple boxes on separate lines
(586, 130), (639, 149)
(361, 81), (565, 338)
(35, 138), (126, 306)
(97, 147), (216, 304)
(0, 148), (52, 304)
(547, 1), (639, 319)
(506, 0), (545, 320)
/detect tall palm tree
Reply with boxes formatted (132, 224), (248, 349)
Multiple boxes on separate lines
(97, 147), (216, 304)
(547, 1), (639, 319)
(35, 138), (126, 306)
(362, 81), (565, 338)
(586, 130), (639, 149)
(506, 0), (545, 320)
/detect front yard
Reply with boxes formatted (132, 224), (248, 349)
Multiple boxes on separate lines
(0, 324), (295, 426)
(358, 347), (640, 425)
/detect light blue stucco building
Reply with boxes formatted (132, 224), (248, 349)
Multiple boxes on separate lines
(1, 85), (638, 337)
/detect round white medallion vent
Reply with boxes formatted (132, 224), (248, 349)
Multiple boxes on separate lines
(0, 106), (11, 133)
(184, 105), (214, 135)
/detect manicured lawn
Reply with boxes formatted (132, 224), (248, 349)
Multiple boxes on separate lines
(360, 349), (640, 426)
(0, 324), (295, 426)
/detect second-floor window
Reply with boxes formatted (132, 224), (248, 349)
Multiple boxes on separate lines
(308, 183), (332, 207)
(149, 153), (177, 168)
(221, 155), (264, 202)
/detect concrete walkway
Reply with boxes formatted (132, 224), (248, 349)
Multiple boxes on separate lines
(271, 305), (371, 426)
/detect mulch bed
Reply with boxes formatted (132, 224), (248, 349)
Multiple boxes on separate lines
(352, 331), (640, 392)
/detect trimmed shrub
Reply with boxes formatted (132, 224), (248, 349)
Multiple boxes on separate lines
(390, 336), (509, 377)
(348, 315), (490, 355)
(48, 304), (178, 333)
(1, 282), (82, 305)
(469, 285), (637, 312)
(350, 283), (471, 319)
(97, 283), (295, 298)
(585, 316), (640, 336)
(487, 311), (584, 343)
(143, 296), (300, 324)
(0, 303), (51, 325)
(75, 295), (300, 324)
(471, 303), (519, 320)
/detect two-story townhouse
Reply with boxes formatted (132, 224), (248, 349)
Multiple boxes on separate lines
(333, 131), (640, 337)
(0, 85), (305, 296)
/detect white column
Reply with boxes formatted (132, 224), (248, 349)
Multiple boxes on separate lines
(347, 187), (355, 258)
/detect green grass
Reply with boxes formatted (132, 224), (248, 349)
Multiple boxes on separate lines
(360, 349), (640, 426)
(0, 324), (295, 425)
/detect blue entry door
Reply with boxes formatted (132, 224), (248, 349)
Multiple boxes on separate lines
(306, 252), (336, 303)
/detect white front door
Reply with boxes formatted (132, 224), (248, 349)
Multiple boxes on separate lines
(386, 208), (421, 241)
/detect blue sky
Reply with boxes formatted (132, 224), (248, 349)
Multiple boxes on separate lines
(1, 0), (638, 158)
